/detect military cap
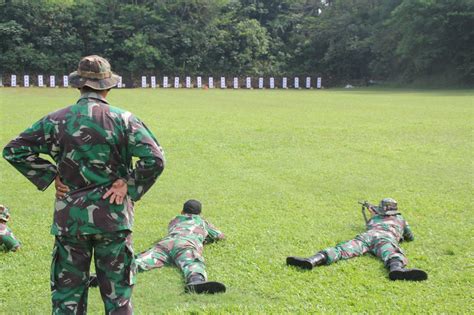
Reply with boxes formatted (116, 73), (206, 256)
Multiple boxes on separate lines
(183, 200), (202, 215)
(69, 55), (120, 90)
(0, 204), (11, 222)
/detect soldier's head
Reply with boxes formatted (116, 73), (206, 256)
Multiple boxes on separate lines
(377, 198), (399, 215)
(182, 199), (202, 215)
(0, 205), (11, 223)
(69, 55), (120, 94)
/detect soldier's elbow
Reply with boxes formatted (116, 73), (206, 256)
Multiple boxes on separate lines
(2, 146), (11, 161)
(154, 157), (165, 176)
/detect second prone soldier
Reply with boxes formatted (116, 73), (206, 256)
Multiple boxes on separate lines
(287, 198), (428, 281)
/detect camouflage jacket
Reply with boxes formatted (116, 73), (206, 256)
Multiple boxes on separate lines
(0, 223), (21, 251)
(366, 213), (414, 242)
(3, 92), (165, 236)
(166, 214), (225, 246)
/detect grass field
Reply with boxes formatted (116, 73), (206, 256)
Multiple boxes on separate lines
(0, 88), (472, 313)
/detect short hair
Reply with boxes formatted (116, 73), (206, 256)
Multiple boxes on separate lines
(183, 199), (202, 215)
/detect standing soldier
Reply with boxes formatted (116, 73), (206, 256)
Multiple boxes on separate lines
(3, 55), (165, 314)
(286, 198), (428, 281)
(119, 199), (226, 294)
(0, 205), (21, 252)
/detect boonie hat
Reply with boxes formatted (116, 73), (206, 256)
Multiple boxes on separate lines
(69, 55), (120, 90)
(377, 198), (399, 215)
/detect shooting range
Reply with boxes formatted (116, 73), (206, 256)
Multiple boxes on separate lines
(0, 0), (472, 313)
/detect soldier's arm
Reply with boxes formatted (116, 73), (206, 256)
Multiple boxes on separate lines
(367, 204), (378, 216)
(204, 219), (225, 243)
(403, 220), (415, 241)
(2, 117), (57, 191)
(126, 115), (165, 201)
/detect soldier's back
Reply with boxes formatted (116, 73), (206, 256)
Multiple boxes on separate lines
(367, 214), (406, 241)
(47, 94), (132, 192)
(167, 214), (208, 244)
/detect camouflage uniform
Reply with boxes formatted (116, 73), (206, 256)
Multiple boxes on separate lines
(135, 214), (225, 282)
(323, 213), (414, 266)
(3, 69), (165, 313)
(0, 223), (21, 252)
(0, 205), (21, 252)
(287, 199), (427, 281)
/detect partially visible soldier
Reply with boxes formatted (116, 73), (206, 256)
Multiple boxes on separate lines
(0, 205), (21, 252)
(90, 199), (226, 294)
(286, 198), (428, 281)
(3, 55), (165, 314)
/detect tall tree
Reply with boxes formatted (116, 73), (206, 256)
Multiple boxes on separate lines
(0, 0), (472, 85)
(373, 0), (474, 83)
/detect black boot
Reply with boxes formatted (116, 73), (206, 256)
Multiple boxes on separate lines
(286, 252), (327, 270)
(185, 274), (226, 294)
(388, 260), (428, 281)
(87, 273), (99, 288)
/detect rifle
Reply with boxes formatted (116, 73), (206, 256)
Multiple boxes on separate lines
(358, 201), (377, 224)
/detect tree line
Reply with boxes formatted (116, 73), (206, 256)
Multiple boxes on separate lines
(1, 0), (473, 86)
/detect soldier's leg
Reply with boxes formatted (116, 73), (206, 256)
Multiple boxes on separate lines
(174, 247), (225, 294)
(323, 234), (371, 264)
(51, 235), (93, 315)
(372, 237), (408, 267)
(174, 247), (207, 281)
(93, 231), (135, 315)
(89, 240), (171, 287)
(135, 240), (171, 272)
(372, 238), (427, 281)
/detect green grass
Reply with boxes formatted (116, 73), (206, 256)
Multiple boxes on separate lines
(0, 87), (473, 313)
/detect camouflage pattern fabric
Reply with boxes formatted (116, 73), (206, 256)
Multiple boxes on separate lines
(322, 214), (414, 267)
(136, 238), (207, 280)
(3, 91), (164, 314)
(135, 214), (225, 281)
(3, 92), (165, 236)
(376, 198), (399, 216)
(51, 231), (135, 314)
(0, 223), (21, 252)
(367, 212), (414, 241)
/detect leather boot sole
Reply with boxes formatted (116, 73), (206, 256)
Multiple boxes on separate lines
(185, 281), (226, 294)
(286, 257), (314, 270)
(389, 269), (428, 281)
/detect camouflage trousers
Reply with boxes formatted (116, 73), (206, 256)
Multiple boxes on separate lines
(135, 237), (207, 281)
(322, 230), (408, 267)
(51, 231), (136, 315)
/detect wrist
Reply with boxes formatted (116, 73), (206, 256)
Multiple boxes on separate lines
(117, 178), (128, 185)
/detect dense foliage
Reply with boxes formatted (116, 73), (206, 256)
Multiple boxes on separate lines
(0, 0), (473, 85)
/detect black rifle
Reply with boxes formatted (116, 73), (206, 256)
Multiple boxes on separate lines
(358, 201), (377, 224)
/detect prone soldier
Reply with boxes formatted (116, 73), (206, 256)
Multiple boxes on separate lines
(286, 198), (428, 281)
(0, 205), (21, 252)
(91, 199), (226, 294)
